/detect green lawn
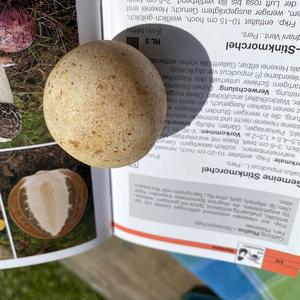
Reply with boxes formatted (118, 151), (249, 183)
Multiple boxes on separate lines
(0, 262), (105, 300)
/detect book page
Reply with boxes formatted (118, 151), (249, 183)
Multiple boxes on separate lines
(0, 0), (111, 269)
(102, 0), (300, 275)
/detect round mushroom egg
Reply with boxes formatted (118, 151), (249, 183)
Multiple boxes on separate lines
(43, 40), (167, 168)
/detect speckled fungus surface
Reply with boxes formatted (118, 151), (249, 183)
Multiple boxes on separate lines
(0, 8), (36, 53)
(43, 40), (167, 168)
(8, 169), (88, 239)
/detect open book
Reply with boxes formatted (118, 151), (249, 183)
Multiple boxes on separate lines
(0, 0), (300, 276)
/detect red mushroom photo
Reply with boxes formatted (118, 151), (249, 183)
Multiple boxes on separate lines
(0, 0), (78, 149)
(0, 7), (36, 53)
(0, 5), (36, 144)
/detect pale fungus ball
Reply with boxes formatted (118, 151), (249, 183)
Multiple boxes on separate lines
(43, 41), (167, 168)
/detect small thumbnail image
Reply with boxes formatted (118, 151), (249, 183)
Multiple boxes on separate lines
(0, 143), (97, 257)
(0, 0), (78, 149)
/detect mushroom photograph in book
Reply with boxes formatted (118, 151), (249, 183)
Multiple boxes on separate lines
(8, 169), (88, 240)
(0, 7), (36, 53)
(0, 144), (97, 257)
(0, 66), (22, 142)
(0, 0), (78, 149)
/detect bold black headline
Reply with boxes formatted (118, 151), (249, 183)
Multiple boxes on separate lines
(202, 167), (300, 187)
(226, 41), (300, 54)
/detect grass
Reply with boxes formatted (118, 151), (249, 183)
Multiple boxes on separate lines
(0, 0), (79, 149)
(0, 231), (13, 260)
(0, 262), (105, 300)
